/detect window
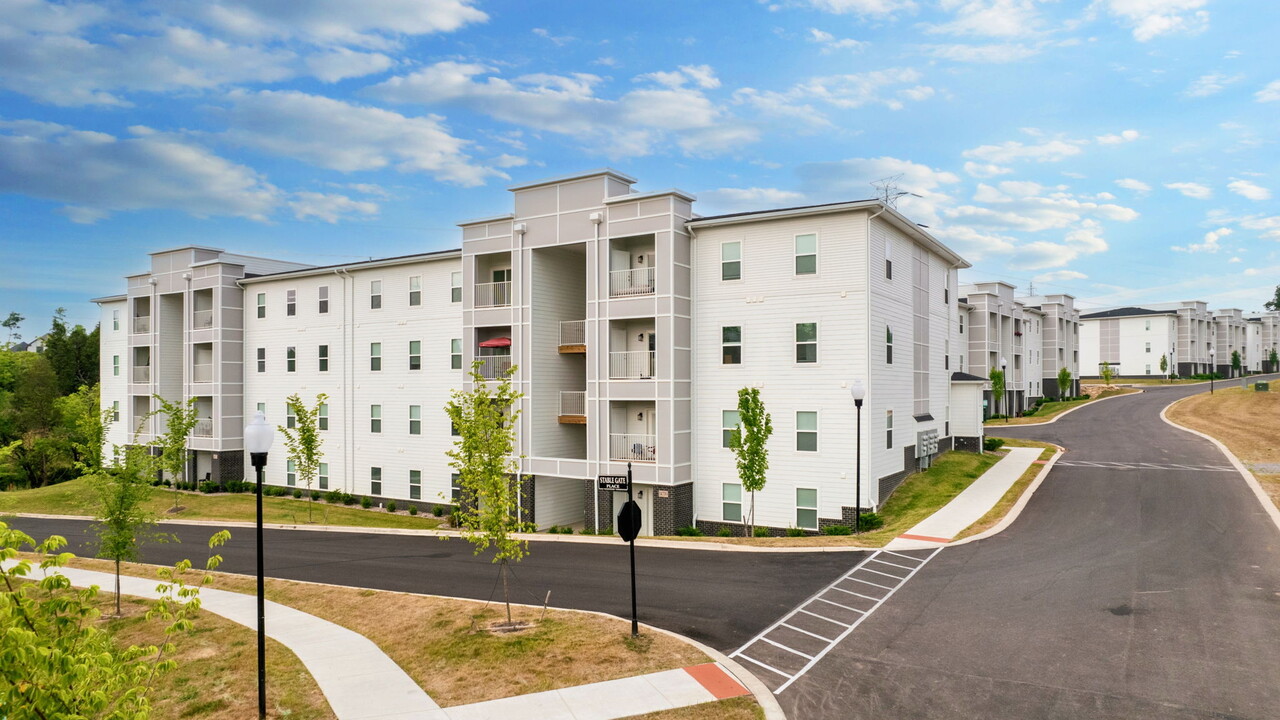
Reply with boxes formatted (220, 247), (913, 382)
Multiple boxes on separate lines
(256, 293), (266, 318)
(945, 340), (950, 370)
(944, 286), (949, 304)
(286, 459), (296, 486)
(318, 403), (329, 431)
(794, 233), (817, 275)
(451, 272), (462, 303)
(886, 410), (893, 449)
(796, 488), (818, 530)
(1145, 319), (1151, 331)
(286, 346), (296, 372)
(409, 340), (421, 370)
(451, 339), (462, 369)
(409, 470), (421, 500)
(451, 420), (460, 436)
(722, 326), (741, 364)
(319, 462), (329, 490)
(256, 348), (265, 373)
(318, 286), (329, 314)
(286, 289), (296, 316)
(112, 310), (119, 331)
(370, 467), (382, 496)
(1146, 364), (1152, 375)
(256, 402), (266, 414)
(886, 258), (893, 279)
(113, 355), (120, 376)
(369, 280), (382, 309)
(722, 483), (742, 522)
(722, 410), (740, 449)
(796, 411), (818, 451)
(409, 405), (421, 435)
(409, 276), (422, 306)
(796, 323), (817, 363)
(318, 345), (329, 372)
(451, 473), (462, 503)
(721, 241), (741, 281)
(112, 401), (120, 422)
(286, 404), (296, 429)
(370, 342), (382, 371)
(1145, 342), (1151, 353)
(370, 405), (381, 433)
(886, 326), (894, 364)
(960, 314), (965, 334)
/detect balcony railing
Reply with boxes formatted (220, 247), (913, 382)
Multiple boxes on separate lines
(192, 418), (214, 438)
(192, 363), (213, 383)
(193, 309), (213, 329)
(132, 316), (150, 334)
(475, 281), (512, 308)
(560, 320), (586, 346)
(477, 354), (512, 379)
(609, 267), (655, 298)
(132, 366), (151, 383)
(609, 434), (656, 463)
(609, 350), (655, 379)
(559, 391), (585, 417)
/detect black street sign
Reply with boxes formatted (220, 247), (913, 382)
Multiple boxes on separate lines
(598, 474), (629, 491)
(617, 500), (641, 543)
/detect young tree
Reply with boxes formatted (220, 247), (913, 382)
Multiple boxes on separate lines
(43, 308), (101, 395)
(1231, 350), (1242, 377)
(1100, 363), (1115, 387)
(1, 311), (22, 347)
(444, 362), (528, 624)
(728, 387), (773, 538)
(1270, 348), (1278, 373)
(151, 395), (200, 506)
(92, 443), (168, 616)
(1159, 354), (1169, 383)
(1056, 366), (1072, 399)
(989, 367), (1006, 419)
(279, 392), (327, 522)
(5, 356), (71, 487)
(1264, 285), (1280, 312)
(56, 382), (111, 474)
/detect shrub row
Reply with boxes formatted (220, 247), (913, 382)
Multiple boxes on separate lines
(984, 437), (1006, 452)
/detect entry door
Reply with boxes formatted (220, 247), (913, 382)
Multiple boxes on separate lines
(612, 489), (653, 537)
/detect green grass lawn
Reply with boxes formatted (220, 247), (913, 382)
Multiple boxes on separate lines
(0, 475), (444, 530)
(985, 387), (1138, 426)
(854, 450), (1001, 544)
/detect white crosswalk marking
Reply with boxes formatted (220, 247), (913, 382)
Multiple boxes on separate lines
(1056, 460), (1234, 472)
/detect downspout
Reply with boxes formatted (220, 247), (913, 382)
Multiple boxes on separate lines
(685, 222), (697, 530)
(338, 267), (354, 493)
(862, 206), (889, 512)
(591, 214), (603, 534)
(182, 271), (192, 484)
(148, 276), (158, 437)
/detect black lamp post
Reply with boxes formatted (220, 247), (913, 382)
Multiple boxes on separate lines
(1000, 356), (1008, 422)
(1209, 347), (1216, 394)
(244, 411), (274, 720)
(850, 379), (865, 533)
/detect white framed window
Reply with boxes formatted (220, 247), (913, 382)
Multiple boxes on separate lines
(370, 405), (381, 433)
(451, 272), (462, 303)
(409, 340), (421, 370)
(722, 326), (741, 365)
(1145, 319), (1151, 331)
(886, 410), (893, 449)
(409, 405), (421, 435)
(319, 462), (329, 490)
(721, 241), (741, 281)
(112, 309), (120, 331)
(286, 289), (296, 317)
(722, 410), (740, 449)
(318, 403), (329, 431)
(286, 404), (296, 429)
(796, 322), (817, 364)
(945, 340), (950, 370)
(112, 401), (120, 422)
(370, 467), (382, 496)
(1146, 364), (1151, 375)
(409, 276), (422, 306)
(256, 347), (265, 373)
(885, 238), (892, 280)
(796, 411), (818, 451)
(886, 326), (894, 365)
(794, 233), (817, 275)
(451, 473), (462, 503)
(256, 293), (266, 319)
(318, 345), (328, 372)
(370, 280), (382, 310)
(722, 483), (742, 523)
(286, 346), (296, 372)
(113, 355), (119, 376)
(318, 286), (329, 314)
(451, 339), (462, 369)
(1145, 342), (1151, 353)
(286, 459), (296, 486)
(256, 402), (266, 414)
(409, 470), (421, 500)
(796, 488), (818, 530)
(370, 342), (382, 371)
(960, 314), (965, 334)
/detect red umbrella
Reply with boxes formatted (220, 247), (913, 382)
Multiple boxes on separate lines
(477, 337), (511, 348)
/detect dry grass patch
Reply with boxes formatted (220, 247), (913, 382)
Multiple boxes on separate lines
(954, 438), (1058, 540)
(45, 555), (707, 707)
(621, 697), (763, 719)
(1166, 386), (1280, 511)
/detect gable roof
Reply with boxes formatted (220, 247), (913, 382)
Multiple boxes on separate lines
(1080, 306), (1174, 320)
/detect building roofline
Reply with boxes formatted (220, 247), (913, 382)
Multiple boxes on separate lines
(91, 294), (127, 303)
(506, 168), (637, 192)
(457, 213), (514, 227)
(951, 371), (988, 383)
(147, 244), (225, 256)
(603, 188), (696, 204)
(1080, 306), (1177, 320)
(238, 248), (461, 284)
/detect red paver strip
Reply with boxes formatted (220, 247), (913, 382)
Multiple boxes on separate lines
(684, 663), (750, 699)
(1032, 460), (1049, 465)
(897, 533), (951, 543)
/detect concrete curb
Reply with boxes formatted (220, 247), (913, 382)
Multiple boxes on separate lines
(983, 387), (1142, 428)
(1159, 398), (1280, 536)
(947, 444), (1065, 548)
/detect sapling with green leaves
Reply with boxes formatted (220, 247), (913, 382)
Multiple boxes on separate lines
(1270, 348), (1278, 373)
(1231, 350), (1242, 378)
(728, 387), (773, 538)
(1057, 366), (1072, 398)
(92, 442), (170, 616)
(279, 393), (327, 523)
(151, 395), (200, 505)
(989, 367), (1006, 420)
(444, 361), (529, 624)
(56, 382), (112, 474)
(1159, 354), (1169, 383)
(1100, 363), (1115, 387)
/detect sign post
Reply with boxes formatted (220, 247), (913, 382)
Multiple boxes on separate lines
(613, 462), (641, 637)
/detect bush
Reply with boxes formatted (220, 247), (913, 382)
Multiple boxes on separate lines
(360, 496), (372, 509)
(717, 527), (734, 537)
(292, 488), (302, 498)
(432, 505), (445, 517)
(753, 526), (771, 538)
(342, 493), (357, 505)
(578, 527), (595, 535)
(987, 414), (1007, 421)
(199, 481), (219, 494)
(324, 490), (342, 504)
(675, 526), (704, 537)
(1020, 406), (1038, 417)
(310, 490), (321, 500)
(856, 512), (885, 531)
(386, 500), (397, 513)
(983, 437), (1006, 452)
(786, 527), (806, 537)
(823, 525), (852, 536)
(408, 505), (418, 516)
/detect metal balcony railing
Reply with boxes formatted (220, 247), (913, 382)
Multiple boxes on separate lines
(609, 350), (655, 379)
(609, 267), (655, 297)
(132, 366), (151, 383)
(477, 355), (512, 379)
(132, 316), (150, 334)
(609, 434), (656, 463)
(193, 309), (213, 329)
(559, 391), (585, 416)
(475, 281), (512, 308)
(192, 418), (214, 437)
(560, 320), (586, 346)
(192, 363), (213, 383)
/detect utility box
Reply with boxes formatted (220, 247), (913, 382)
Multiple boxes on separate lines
(1256, 382), (1269, 392)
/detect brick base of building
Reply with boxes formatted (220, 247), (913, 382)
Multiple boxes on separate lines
(953, 435), (982, 453)
(651, 483), (692, 536)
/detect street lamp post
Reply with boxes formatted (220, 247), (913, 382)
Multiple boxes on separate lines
(1171, 344), (1175, 384)
(850, 380), (865, 534)
(244, 411), (274, 720)
(1000, 356), (1008, 423)
(1209, 347), (1216, 395)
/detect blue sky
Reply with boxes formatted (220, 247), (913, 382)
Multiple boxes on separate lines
(2, 0), (1278, 334)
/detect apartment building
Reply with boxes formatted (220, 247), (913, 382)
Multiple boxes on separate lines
(1026, 294), (1081, 398)
(1213, 309), (1248, 377)
(97, 169), (984, 535)
(1079, 307), (1178, 378)
(1246, 312), (1280, 372)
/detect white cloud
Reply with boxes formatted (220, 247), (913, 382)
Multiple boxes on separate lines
(807, 28), (866, 53)
(1115, 178), (1151, 193)
(963, 161), (1014, 178)
(1034, 270), (1089, 283)
(949, 187), (1138, 232)
(797, 155), (960, 227)
(924, 0), (1045, 38)
(773, 68), (933, 111)
(1229, 256), (1241, 263)
(1096, 129), (1140, 144)
(898, 85), (935, 101)
(920, 43), (1040, 63)
(697, 187), (807, 214)
(1183, 72), (1244, 98)
(532, 28), (574, 46)
(304, 48), (394, 83)
(220, 90), (502, 186)
(1172, 227), (1231, 253)
(1243, 268), (1261, 276)
(1096, 0), (1209, 42)
(288, 192), (379, 223)
(781, 0), (915, 16)
(1009, 221), (1110, 270)
(1257, 80), (1280, 102)
(639, 65), (721, 90)
(1236, 214), (1280, 240)
(962, 137), (1087, 164)
(1164, 181), (1212, 199)
(1229, 179), (1272, 201)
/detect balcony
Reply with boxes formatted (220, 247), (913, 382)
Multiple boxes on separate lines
(132, 366), (151, 383)
(609, 350), (655, 379)
(192, 418), (214, 438)
(475, 281), (512, 308)
(609, 267), (655, 298)
(477, 354), (512, 379)
(558, 391), (586, 424)
(609, 434), (656, 463)
(193, 309), (213, 329)
(131, 416), (149, 434)
(132, 316), (150, 334)
(559, 320), (586, 353)
(192, 363), (213, 383)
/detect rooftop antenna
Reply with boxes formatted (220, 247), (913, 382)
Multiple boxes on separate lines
(872, 174), (922, 208)
(1027, 280), (1036, 296)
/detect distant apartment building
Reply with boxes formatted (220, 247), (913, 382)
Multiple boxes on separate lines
(1080, 300), (1257, 378)
(1246, 312), (1280, 373)
(97, 168), (995, 535)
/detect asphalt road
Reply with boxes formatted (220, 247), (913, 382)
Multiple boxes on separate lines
(782, 378), (1280, 720)
(5, 515), (863, 651)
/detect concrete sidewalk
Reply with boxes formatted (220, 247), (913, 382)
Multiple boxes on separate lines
(886, 446), (1042, 550)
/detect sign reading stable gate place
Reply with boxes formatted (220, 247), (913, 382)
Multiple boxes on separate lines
(598, 474), (629, 491)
